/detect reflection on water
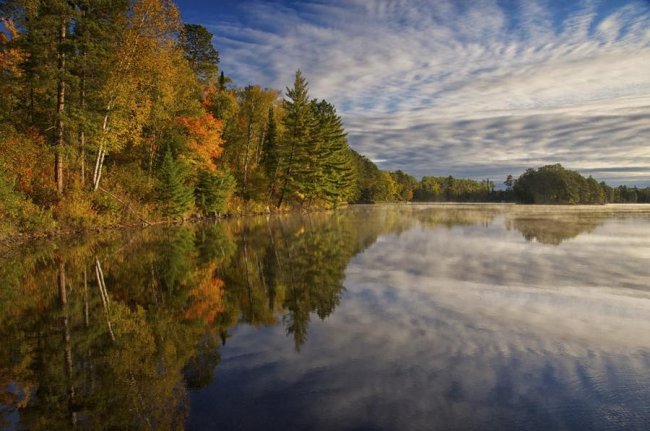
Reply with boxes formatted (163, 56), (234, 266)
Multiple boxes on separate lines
(1, 204), (649, 430)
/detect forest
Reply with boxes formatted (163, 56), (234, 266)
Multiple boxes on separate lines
(1, 0), (648, 238)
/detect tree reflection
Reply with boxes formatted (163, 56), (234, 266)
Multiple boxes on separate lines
(0, 208), (400, 428)
(0, 206), (613, 427)
(506, 213), (604, 245)
(218, 210), (396, 351)
(0, 225), (233, 430)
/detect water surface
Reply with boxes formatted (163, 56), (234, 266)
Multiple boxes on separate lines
(1, 204), (649, 430)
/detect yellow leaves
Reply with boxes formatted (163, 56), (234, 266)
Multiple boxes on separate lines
(178, 112), (224, 172)
(0, 18), (28, 77)
(203, 85), (239, 122)
(99, 0), (192, 152)
(131, 0), (182, 42)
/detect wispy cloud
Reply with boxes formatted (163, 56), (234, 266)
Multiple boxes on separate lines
(190, 0), (650, 184)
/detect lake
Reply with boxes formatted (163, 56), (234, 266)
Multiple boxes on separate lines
(1, 204), (649, 430)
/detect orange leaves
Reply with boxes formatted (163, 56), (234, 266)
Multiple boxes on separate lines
(178, 112), (224, 172)
(0, 18), (27, 77)
(183, 264), (225, 324)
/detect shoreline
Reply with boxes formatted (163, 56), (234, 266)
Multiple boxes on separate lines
(2, 202), (649, 249)
(0, 205), (338, 248)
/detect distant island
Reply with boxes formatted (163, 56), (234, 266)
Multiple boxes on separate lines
(0, 2), (648, 238)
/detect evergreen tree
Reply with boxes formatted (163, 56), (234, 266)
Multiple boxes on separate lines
(277, 70), (318, 207)
(180, 24), (219, 85)
(157, 150), (194, 217)
(5, 0), (78, 193)
(195, 170), (235, 215)
(311, 99), (355, 205)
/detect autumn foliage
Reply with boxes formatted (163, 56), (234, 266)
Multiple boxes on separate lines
(178, 112), (224, 172)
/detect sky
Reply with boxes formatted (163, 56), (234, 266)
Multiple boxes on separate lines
(175, 0), (650, 186)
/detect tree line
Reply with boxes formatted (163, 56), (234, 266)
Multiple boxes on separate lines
(505, 164), (650, 205)
(368, 165), (650, 205)
(1, 1), (647, 237)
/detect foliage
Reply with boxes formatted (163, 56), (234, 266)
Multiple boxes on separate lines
(0, 161), (53, 235)
(178, 112), (225, 172)
(391, 170), (418, 201)
(350, 150), (398, 203)
(180, 23), (219, 85)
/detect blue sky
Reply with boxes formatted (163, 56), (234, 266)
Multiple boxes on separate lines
(176, 0), (650, 185)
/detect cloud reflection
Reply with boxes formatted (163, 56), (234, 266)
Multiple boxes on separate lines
(191, 205), (650, 430)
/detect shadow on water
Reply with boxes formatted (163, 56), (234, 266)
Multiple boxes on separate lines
(0, 204), (648, 429)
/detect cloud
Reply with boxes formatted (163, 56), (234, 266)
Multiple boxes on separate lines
(197, 0), (650, 184)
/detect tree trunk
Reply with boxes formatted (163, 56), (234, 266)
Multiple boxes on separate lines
(79, 64), (86, 187)
(83, 267), (89, 328)
(54, 18), (66, 194)
(95, 258), (116, 341)
(277, 140), (296, 208)
(242, 118), (253, 195)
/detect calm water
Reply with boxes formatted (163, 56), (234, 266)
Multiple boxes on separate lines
(1, 204), (649, 430)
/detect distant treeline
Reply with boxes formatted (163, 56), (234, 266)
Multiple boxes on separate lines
(509, 164), (649, 204)
(356, 164), (649, 205)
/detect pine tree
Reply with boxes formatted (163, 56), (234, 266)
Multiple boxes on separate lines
(311, 99), (355, 206)
(6, 0), (78, 193)
(195, 170), (235, 215)
(180, 24), (219, 85)
(157, 150), (194, 217)
(277, 70), (317, 208)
